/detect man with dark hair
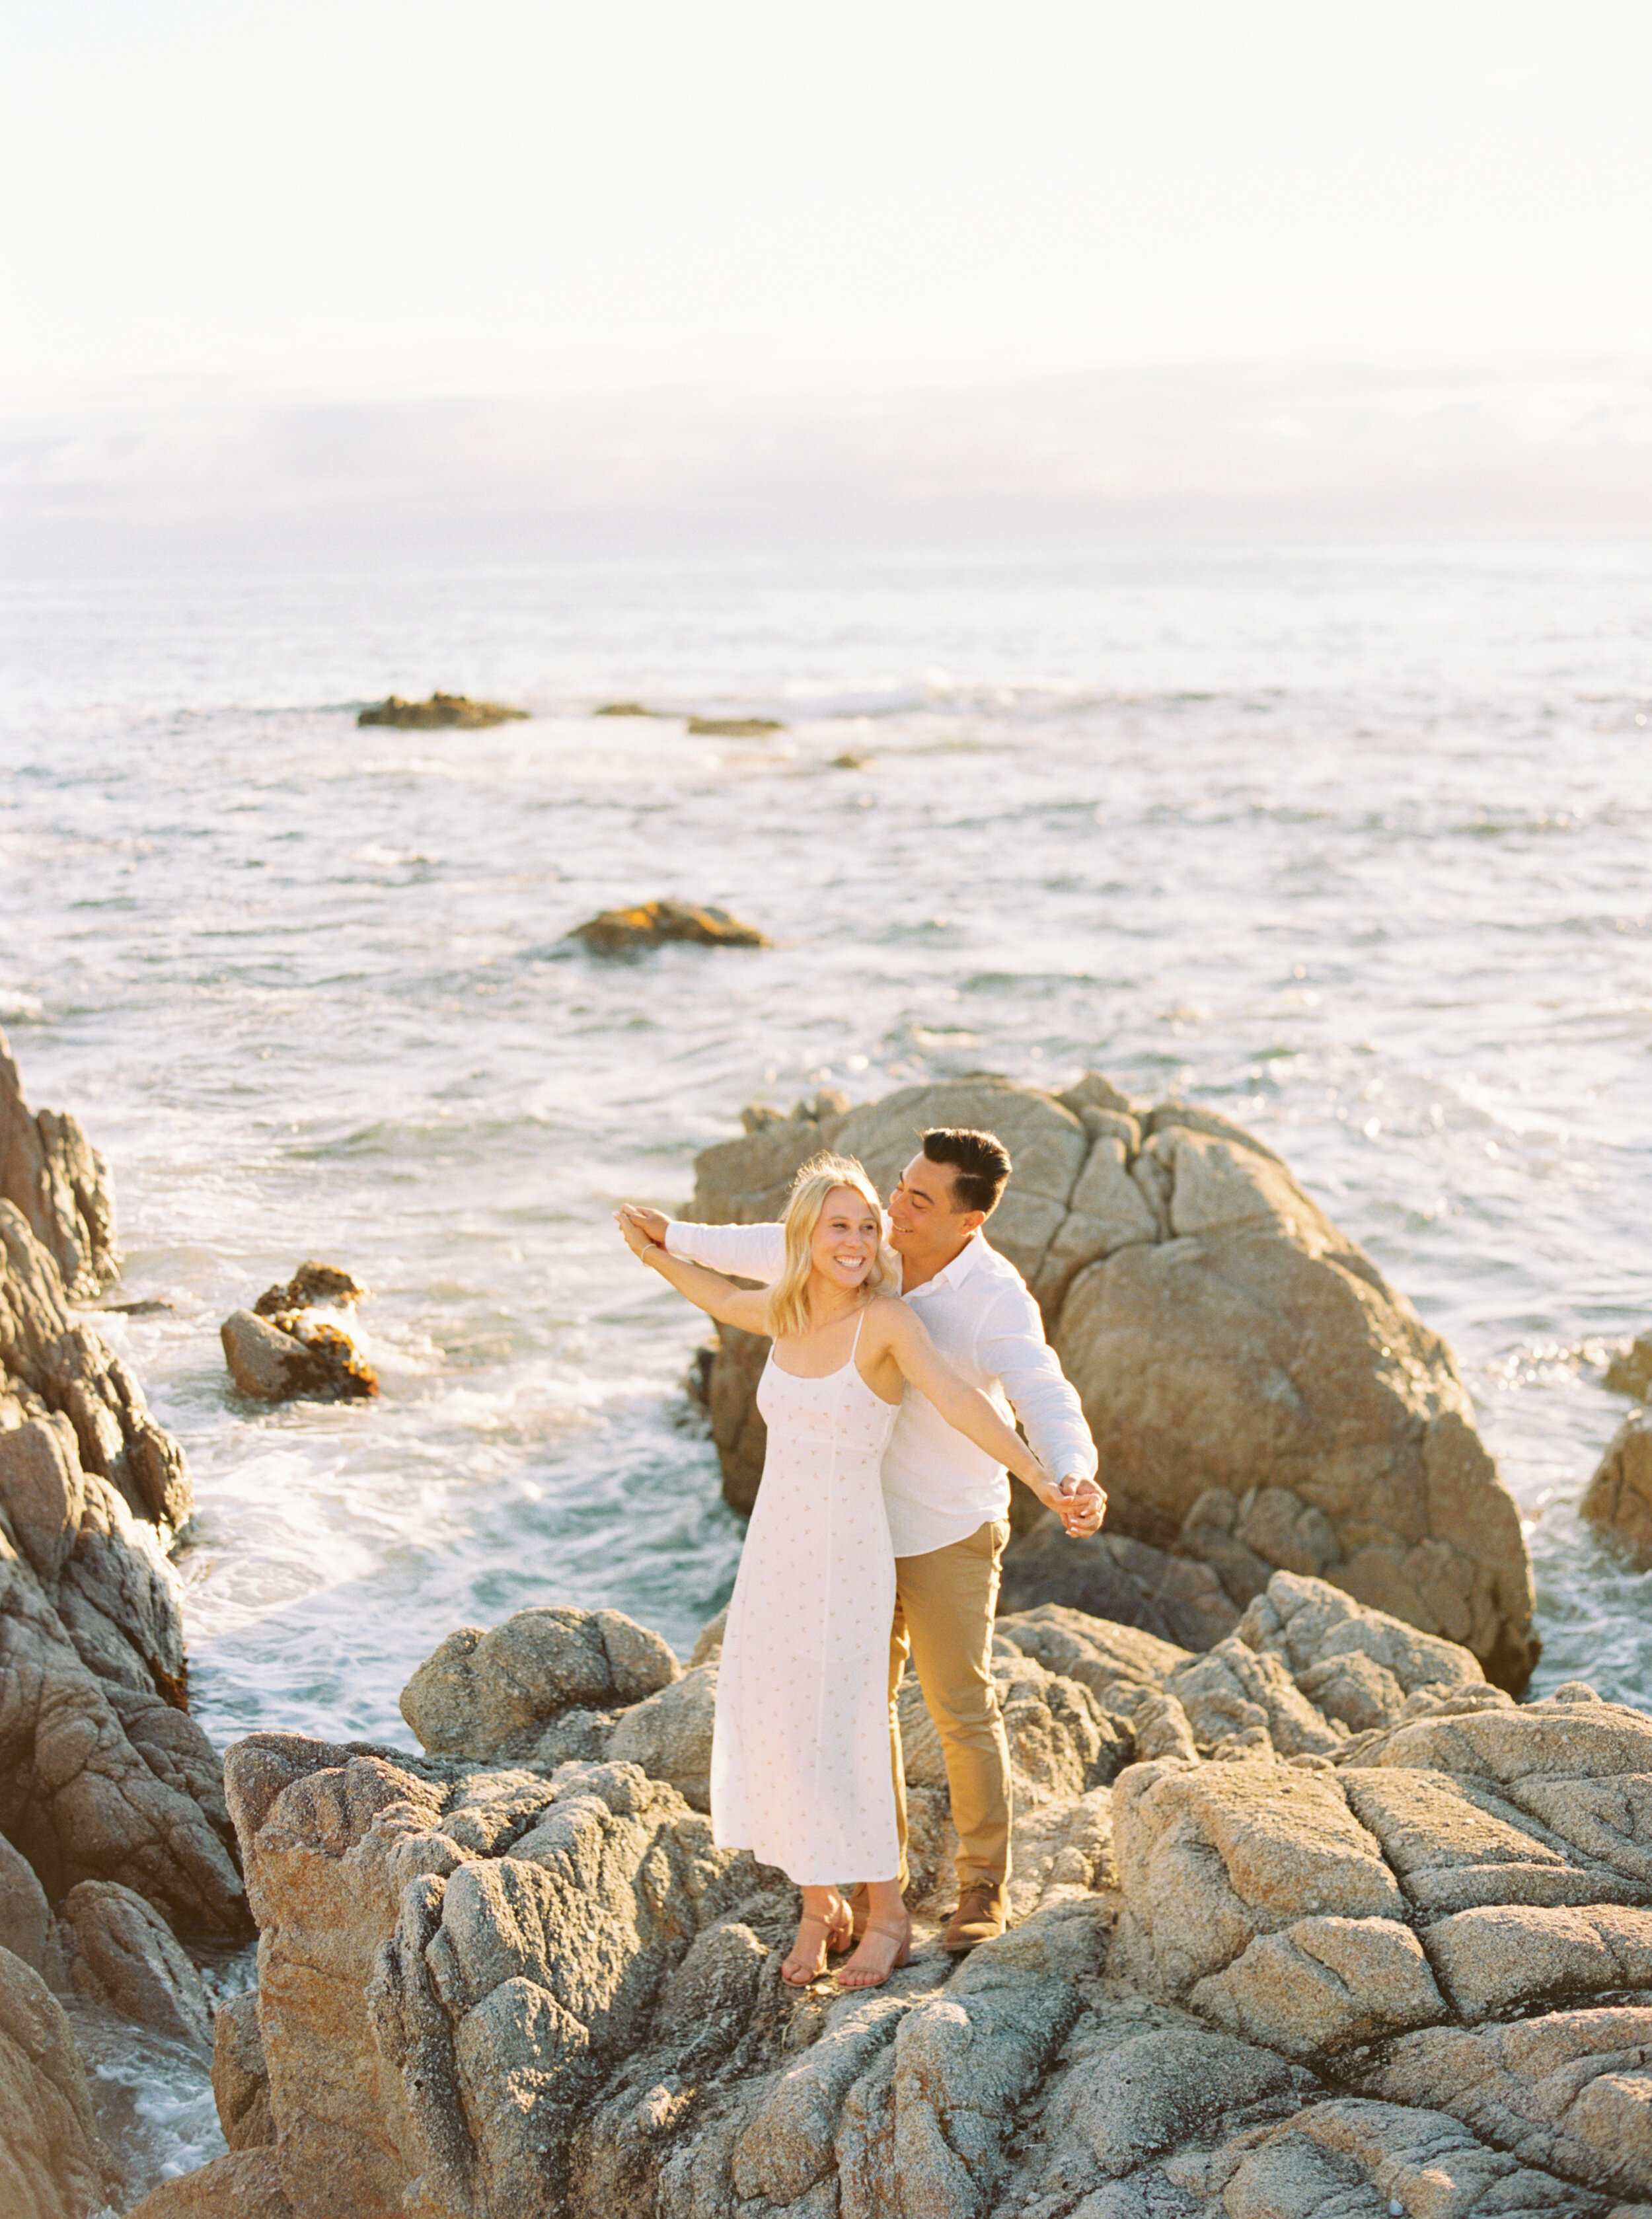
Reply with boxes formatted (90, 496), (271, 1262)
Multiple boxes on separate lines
(627, 1120), (1104, 1953)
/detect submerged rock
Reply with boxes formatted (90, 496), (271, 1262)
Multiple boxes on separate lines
(147, 1573), (1652, 2218)
(0, 1028), (116, 1299)
(253, 1261), (367, 1318)
(220, 1309), (377, 1404)
(222, 1258), (378, 1402)
(685, 715), (784, 737)
(681, 1072), (1539, 1691)
(569, 899), (771, 953)
(357, 692), (527, 730)
(1581, 1408), (1652, 1559)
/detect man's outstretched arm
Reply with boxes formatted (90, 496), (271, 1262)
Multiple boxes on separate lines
(621, 1205), (787, 1288)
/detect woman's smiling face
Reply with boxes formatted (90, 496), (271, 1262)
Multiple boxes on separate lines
(808, 1185), (883, 1293)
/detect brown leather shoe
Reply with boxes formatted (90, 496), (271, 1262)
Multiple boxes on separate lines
(943, 1880), (1008, 1953)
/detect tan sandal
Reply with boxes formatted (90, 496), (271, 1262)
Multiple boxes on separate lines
(837, 1920), (913, 1990)
(782, 1909), (847, 1986)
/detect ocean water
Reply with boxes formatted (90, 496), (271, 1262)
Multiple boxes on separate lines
(2, 536), (1650, 2193)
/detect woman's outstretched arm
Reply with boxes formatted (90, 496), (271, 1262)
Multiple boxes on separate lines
(615, 1206), (770, 1330)
(878, 1301), (1074, 1515)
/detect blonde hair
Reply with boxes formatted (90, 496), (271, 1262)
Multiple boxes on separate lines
(764, 1153), (899, 1340)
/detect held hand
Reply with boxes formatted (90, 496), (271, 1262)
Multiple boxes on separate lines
(1055, 1474), (1106, 1538)
(620, 1203), (670, 1248)
(615, 1207), (661, 1261)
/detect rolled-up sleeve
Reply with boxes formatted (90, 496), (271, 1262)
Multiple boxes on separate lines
(665, 1220), (787, 1286)
(975, 1285), (1098, 1482)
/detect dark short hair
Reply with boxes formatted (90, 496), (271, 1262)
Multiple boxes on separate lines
(921, 1127), (1012, 1216)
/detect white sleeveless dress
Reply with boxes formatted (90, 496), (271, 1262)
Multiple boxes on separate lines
(709, 1311), (901, 1885)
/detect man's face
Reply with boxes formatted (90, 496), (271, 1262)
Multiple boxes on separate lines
(887, 1150), (979, 1257)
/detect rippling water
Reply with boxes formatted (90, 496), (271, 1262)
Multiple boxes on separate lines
(3, 538), (1650, 2189)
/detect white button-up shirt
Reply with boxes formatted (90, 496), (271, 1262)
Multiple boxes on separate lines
(665, 1219), (1097, 1558)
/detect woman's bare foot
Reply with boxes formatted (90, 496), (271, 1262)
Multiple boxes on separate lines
(838, 1917), (911, 1989)
(782, 1887), (848, 1986)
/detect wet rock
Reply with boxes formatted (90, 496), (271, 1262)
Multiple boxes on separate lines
(53, 1878), (211, 2050)
(593, 700), (662, 718)
(679, 1071), (1538, 1690)
(212, 1988), (274, 2149)
(0, 1027), (116, 1298)
(357, 691), (527, 729)
(685, 714), (784, 737)
(1583, 1408), (1652, 1558)
(0, 1943), (125, 2219)
(998, 1515), (1240, 1651)
(252, 1261), (367, 1318)
(220, 1308), (377, 1404)
(569, 899), (771, 953)
(1606, 1332), (1652, 1401)
(126, 2147), (292, 2218)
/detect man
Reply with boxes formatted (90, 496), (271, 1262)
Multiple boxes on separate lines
(630, 1124), (1106, 1952)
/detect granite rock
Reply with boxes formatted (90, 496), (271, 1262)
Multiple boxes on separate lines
(153, 1575), (1652, 2219)
(683, 1072), (1537, 1690)
(1583, 1408), (1652, 1560)
(213, 1987), (275, 2150)
(0, 1028), (116, 1299)
(53, 1877), (211, 2049)
(0, 1943), (124, 2219)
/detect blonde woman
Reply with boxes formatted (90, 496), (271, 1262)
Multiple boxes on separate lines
(615, 1153), (1057, 1991)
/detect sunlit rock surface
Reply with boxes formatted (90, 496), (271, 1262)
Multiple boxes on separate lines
(138, 1576), (1652, 2218)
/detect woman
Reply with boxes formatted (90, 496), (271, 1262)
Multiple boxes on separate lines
(615, 1152), (1056, 1990)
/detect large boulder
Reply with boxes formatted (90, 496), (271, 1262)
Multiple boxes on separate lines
(682, 1074), (1538, 1691)
(147, 1577), (1652, 2218)
(399, 1605), (681, 1764)
(0, 1029), (116, 1299)
(0, 1944), (125, 2219)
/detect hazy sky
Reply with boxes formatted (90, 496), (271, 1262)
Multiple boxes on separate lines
(5, 2), (1650, 543)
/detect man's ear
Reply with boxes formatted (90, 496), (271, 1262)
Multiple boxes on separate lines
(958, 1208), (988, 1236)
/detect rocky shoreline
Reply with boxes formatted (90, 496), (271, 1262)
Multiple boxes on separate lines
(131, 1574), (1652, 2219)
(5, 1045), (1651, 2216)
(0, 1032), (250, 2218)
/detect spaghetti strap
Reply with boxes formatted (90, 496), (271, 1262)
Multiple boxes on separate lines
(850, 1304), (867, 1362)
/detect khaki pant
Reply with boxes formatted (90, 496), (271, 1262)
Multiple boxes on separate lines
(887, 1518), (1012, 1891)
